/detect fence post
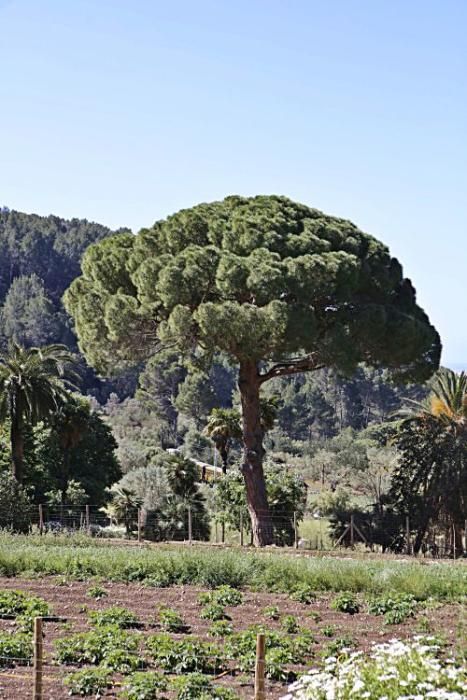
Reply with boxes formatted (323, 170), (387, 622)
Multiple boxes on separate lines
(221, 519), (225, 544)
(85, 505), (90, 534)
(293, 511), (298, 549)
(453, 524), (456, 561)
(406, 515), (411, 555)
(350, 514), (355, 548)
(254, 632), (266, 700)
(240, 511), (244, 547)
(32, 617), (43, 700)
(38, 505), (44, 536)
(188, 505), (192, 545)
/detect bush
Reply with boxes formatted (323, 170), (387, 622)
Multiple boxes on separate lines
(290, 584), (316, 604)
(200, 603), (230, 621)
(330, 592), (360, 615)
(263, 605), (280, 620)
(367, 592), (418, 624)
(170, 674), (239, 700)
(120, 671), (168, 700)
(158, 605), (187, 633)
(64, 668), (112, 697)
(281, 615), (299, 633)
(0, 474), (33, 533)
(146, 634), (224, 674)
(0, 632), (32, 666)
(87, 585), (108, 600)
(89, 606), (139, 629)
(0, 590), (50, 631)
(209, 620), (233, 637)
(55, 626), (140, 665)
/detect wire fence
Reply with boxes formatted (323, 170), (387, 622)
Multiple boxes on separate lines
(5, 503), (466, 558)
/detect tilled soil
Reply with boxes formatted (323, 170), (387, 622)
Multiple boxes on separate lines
(0, 577), (463, 699)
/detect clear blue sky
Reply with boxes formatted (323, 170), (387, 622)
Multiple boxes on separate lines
(1, 0), (466, 367)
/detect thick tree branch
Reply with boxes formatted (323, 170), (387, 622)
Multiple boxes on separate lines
(258, 355), (324, 384)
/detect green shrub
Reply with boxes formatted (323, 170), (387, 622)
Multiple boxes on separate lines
(120, 671), (168, 700)
(146, 634), (224, 674)
(200, 603), (229, 621)
(0, 474), (33, 533)
(323, 636), (356, 658)
(321, 624), (336, 637)
(0, 632), (32, 666)
(55, 626), (140, 665)
(209, 620), (233, 637)
(198, 585), (243, 607)
(367, 593), (418, 624)
(225, 626), (312, 676)
(281, 615), (299, 633)
(158, 605), (187, 632)
(89, 606), (139, 629)
(0, 590), (50, 630)
(64, 668), (112, 697)
(87, 585), (108, 600)
(170, 674), (239, 700)
(100, 648), (143, 673)
(290, 584), (316, 604)
(331, 592), (360, 615)
(263, 605), (280, 620)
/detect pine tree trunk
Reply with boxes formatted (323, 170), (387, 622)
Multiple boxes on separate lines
(10, 418), (24, 483)
(238, 360), (273, 547)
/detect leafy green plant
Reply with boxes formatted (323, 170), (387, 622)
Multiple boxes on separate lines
(307, 611), (321, 623)
(100, 648), (143, 673)
(209, 620), (233, 637)
(87, 585), (108, 600)
(290, 584), (316, 604)
(331, 592), (360, 615)
(200, 603), (229, 621)
(367, 593), (417, 624)
(89, 606), (139, 629)
(198, 586), (243, 607)
(321, 624), (336, 638)
(55, 626), (140, 665)
(0, 633), (32, 667)
(226, 626), (312, 676)
(64, 668), (112, 697)
(323, 636), (356, 658)
(281, 614), (299, 633)
(263, 605), (280, 620)
(146, 634), (224, 674)
(170, 674), (239, 700)
(120, 671), (168, 700)
(158, 605), (187, 633)
(0, 590), (50, 631)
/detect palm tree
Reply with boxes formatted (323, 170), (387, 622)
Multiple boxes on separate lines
(204, 408), (242, 473)
(397, 369), (467, 554)
(0, 343), (78, 482)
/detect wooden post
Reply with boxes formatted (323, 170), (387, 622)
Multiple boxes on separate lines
(137, 509), (142, 543)
(32, 617), (43, 700)
(188, 505), (192, 545)
(240, 511), (244, 547)
(453, 524), (456, 561)
(38, 505), (44, 536)
(215, 520), (218, 544)
(350, 514), (355, 548)
(293, 511), (298, 549)
(254, 632), (266, 700)
(85, 505), (90, 534)
(406, 515), (411, 555)
(221, 519), (225, 544)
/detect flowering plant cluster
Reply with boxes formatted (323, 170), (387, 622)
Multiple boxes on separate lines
(281, 637), (466, 700)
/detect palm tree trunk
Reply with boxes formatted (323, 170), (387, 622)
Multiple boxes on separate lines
(10, 418), (24, 483)
(238, 360), (273, 547)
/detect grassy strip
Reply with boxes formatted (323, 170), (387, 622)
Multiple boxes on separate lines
(0, 534), (465, 601)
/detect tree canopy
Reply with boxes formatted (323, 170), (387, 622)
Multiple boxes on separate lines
(65, 195), (441, 545)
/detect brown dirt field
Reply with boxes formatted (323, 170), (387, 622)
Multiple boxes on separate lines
(0, 577), (464, 699)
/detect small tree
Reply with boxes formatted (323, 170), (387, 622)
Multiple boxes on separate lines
(204, 408), (242, 473)
(0, 343), (78, 482)
(0, 473), (33, 532)
(65, 196), (440, 545)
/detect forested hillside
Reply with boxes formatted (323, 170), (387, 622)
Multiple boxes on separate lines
(0, 207), (133, 396)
